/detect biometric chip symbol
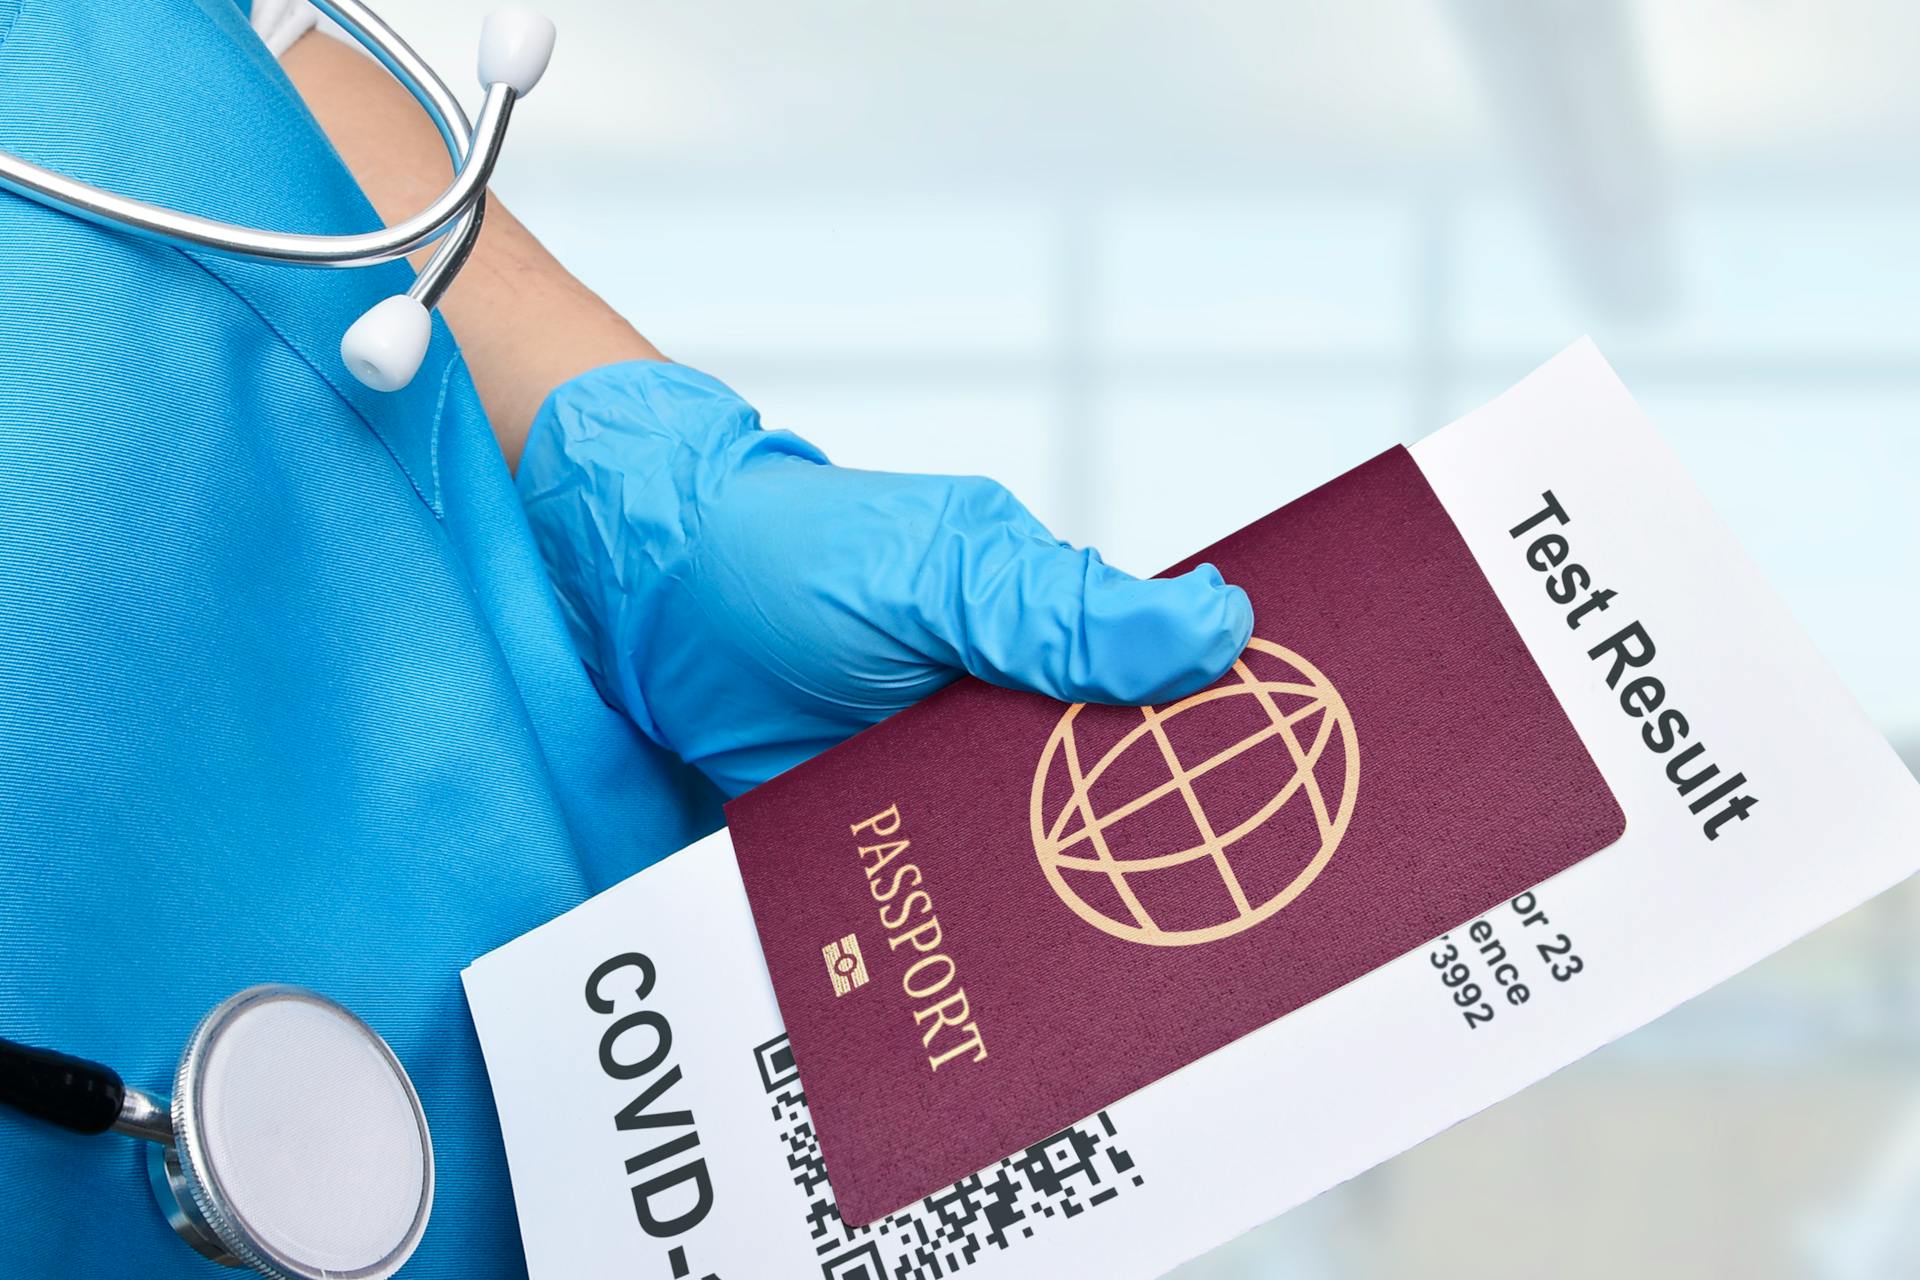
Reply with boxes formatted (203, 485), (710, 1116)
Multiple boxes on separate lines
(822, 934), (870, 996)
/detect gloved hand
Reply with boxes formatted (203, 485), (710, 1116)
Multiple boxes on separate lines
(517, 361), (1254, 797)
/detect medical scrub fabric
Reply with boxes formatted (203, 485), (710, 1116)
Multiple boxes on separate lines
(0, 3), (723, 1276)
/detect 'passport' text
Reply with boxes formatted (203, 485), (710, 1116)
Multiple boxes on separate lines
(850, 806), (991, 1072)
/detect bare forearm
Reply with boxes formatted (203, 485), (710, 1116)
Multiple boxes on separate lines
(281, 31), (662, 467)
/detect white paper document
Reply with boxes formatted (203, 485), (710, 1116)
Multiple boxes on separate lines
(463, 340), (1920, 1279)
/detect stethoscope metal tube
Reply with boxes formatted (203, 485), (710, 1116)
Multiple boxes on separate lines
(0, 3), (555, 393)
(311, 0), (490, 312)
(0, 87), (512, 268)
(0, 986), (434, 1280)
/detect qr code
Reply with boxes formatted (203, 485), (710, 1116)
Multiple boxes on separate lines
(752, 1035), (1143, 1280)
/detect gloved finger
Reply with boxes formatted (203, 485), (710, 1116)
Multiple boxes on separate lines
(910, 479), (1254, 704)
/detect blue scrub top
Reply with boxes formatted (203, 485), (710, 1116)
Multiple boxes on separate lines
(0, 2), (723, 1276)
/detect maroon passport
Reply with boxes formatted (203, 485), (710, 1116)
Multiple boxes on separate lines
(725, 446), (1625, 1224)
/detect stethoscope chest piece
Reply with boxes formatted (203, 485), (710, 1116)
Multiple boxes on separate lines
(145, 987), (434, 1279)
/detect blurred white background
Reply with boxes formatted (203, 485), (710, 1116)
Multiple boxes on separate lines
(374, 1), (1919, 1273)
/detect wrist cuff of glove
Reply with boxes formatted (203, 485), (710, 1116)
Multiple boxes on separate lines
(515, 358), (827, 750)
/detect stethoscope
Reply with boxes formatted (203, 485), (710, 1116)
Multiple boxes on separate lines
(0, 8), (546, 1274)
(0, 0), (557, 393)
(0, 986), (434, 1280)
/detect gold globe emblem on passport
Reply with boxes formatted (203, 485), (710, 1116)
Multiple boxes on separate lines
(1030, 638), (1359, 946)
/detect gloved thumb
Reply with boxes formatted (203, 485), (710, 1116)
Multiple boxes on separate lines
(916, 499), (1255, 706)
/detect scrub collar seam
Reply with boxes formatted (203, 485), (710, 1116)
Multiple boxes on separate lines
(426, 350), (464, 518)
(178, 247), (445, 518)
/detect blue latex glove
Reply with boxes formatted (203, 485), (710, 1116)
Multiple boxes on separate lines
(517, 361), (1254, 796)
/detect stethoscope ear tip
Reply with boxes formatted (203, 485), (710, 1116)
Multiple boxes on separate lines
(479, 7), (557, 97)
(341, 295), (432, 393)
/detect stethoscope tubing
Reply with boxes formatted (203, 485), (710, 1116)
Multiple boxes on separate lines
(0, 91), (509, 269)
(0, 0), (500, 302)
(310, 0), (488, 310)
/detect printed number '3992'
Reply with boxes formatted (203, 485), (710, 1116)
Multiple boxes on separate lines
(1429, 940), (1494, 1029)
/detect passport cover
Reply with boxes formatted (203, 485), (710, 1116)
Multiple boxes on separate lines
(725, 445), (1626, 1224)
